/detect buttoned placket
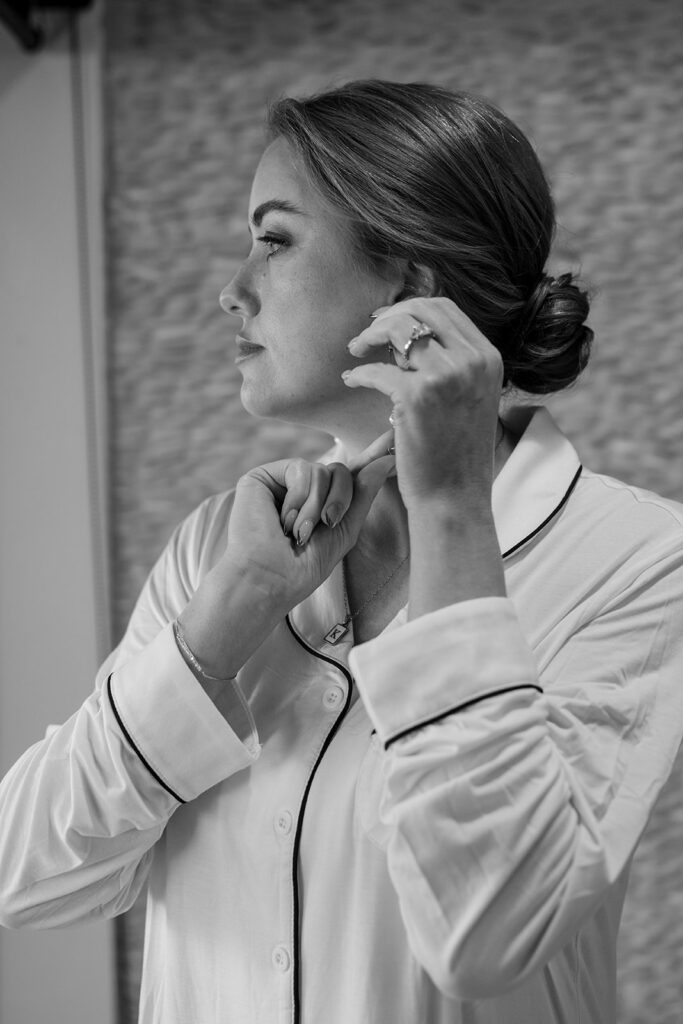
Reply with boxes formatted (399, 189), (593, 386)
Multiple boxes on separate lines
(282, 611), (355, 1023)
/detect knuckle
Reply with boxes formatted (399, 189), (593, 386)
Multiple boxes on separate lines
(419, 371), (446, 396)
(470, 351), (489, 374)
(441, 362), (462, 386)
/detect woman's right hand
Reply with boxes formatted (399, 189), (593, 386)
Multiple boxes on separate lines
(226, 429), (396, 608)
(177, 432), (395, 679)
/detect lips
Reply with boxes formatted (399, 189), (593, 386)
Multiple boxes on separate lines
(236, 335), (264, 356)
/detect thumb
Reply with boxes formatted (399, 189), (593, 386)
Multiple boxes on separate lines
(337, 454), (396, 545)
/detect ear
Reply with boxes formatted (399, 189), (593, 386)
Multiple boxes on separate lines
(395, 262), (439, 302)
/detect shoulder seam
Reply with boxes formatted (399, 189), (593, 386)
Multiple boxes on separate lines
(578, 470), (683, 529)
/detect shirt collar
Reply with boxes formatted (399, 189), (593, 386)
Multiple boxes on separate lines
(493, 405), (582, 557)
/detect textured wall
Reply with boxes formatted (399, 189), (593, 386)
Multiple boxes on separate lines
(104, 1), (683, 1020)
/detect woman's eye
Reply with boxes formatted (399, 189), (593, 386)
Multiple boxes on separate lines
(256, 233), (288, 258)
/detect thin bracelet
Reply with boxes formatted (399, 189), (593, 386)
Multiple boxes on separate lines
(173, 618), (234, 682)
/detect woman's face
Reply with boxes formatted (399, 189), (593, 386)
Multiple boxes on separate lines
(220, 138), (402, 436)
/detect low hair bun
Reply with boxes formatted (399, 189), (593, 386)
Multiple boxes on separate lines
(505, 272), (594, 395)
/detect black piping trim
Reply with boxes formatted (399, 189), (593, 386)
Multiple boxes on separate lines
(384, 683), (544, 749)
(284, 614), (355, 683)
(285, 615), (354, 1024)
(106, 675), (185, 804)
(502, 465), (583, 559)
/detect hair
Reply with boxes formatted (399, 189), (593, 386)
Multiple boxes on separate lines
(267, 79), (593, 395)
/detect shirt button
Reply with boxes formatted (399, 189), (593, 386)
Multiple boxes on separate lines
(322, 685), (344, 709)
(272, 946), (291, 972)
(274, 810), (293, 836)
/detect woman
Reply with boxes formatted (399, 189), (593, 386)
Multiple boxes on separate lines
(2, 80), (683, 1024)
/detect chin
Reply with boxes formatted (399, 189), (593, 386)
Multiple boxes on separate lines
(240, 381), (340, 433)
(240, 381), (305, 424)
(239, 388), (277, 420)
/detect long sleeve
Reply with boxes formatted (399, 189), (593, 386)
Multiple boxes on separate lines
(350, 532), (683, 1000)
(0, 493), (259, 930)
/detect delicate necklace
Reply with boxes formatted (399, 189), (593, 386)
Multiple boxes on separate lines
(324, 551), (409, 645)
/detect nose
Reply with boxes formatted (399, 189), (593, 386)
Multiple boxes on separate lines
(220, 261), (258, 318)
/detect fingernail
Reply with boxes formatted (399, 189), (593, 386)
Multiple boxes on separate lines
(283, 509), (298, 535)
(323, 503), (343, 528)
(371, 306), (389, 317)
(347, 338), (360, 353)
(341, 369), (352, 380)
(297, 519), (313, 546)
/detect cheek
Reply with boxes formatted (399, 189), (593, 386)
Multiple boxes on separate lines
(262, 249), (376, 356)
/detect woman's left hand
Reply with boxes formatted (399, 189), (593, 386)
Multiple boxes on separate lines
(343, 297), (504, 514)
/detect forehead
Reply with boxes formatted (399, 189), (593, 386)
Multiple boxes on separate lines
(249, 137), (315, 215)
(247, 137), (364, 267)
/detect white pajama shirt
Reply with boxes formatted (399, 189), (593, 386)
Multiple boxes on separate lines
(2, 406), (683, 1024)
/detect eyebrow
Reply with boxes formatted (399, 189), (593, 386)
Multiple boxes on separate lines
(249, 199), (306, 227)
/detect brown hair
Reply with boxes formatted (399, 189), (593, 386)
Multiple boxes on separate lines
(268, 79), (592, 395)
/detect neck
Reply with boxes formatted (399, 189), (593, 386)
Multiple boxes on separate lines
(354, 475), (410, 563)
(340, 417), (514, 563)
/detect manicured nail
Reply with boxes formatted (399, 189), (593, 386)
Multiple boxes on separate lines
(297, 519), (313, 546)
(323, 503), (343, 528)
(283, 509), (298, 535)
(341, 369), (352, 379)
(347, 338), (360, 353)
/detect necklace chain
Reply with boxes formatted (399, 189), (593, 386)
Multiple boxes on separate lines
(341, 551), (409, 626)
(324, 552), (408, 645)
(322, 419), (505, 645)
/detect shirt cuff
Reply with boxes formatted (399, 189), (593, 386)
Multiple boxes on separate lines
(349, 597), (541, 747)
(109, 622), (260, 802)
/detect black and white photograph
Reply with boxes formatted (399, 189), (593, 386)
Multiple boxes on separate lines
(1, 2), (683, 1022)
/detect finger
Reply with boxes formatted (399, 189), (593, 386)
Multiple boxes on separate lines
(290, 463), (336, 545)
(353, 297), (491, 361)
(336, 454), (396, 545)
(348, 314), (448, 371)
(405, 322), (504, 391)
(320, 463), (354, 528)
(342, 362), (408, 401)
(279, 459), (313, 535)
(388, 296), (492, 354)
(346, 428), (395, 474)
(347, 313), (420, 358)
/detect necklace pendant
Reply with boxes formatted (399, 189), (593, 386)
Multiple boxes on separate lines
(324, 621), (349, 645)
